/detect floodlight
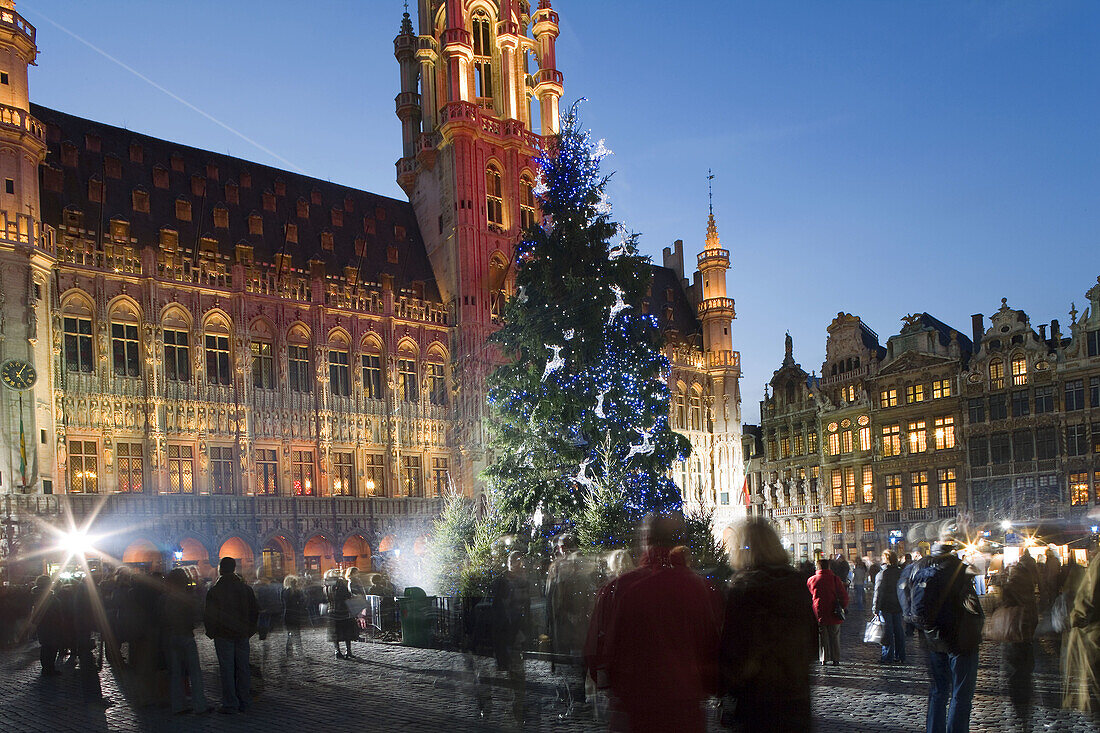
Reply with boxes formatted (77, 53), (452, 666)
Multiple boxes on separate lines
(61, 530), (97, 557)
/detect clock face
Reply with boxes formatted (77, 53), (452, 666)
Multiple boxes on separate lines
(1, 360), (36, 391)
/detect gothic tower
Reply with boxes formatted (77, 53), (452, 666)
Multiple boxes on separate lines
(0, 1), (51, 495)
(395, 0), (563, 495)
(695, 191), (744, 528)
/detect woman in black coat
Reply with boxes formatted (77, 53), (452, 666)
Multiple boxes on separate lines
(323, 570), (358, 659)
(720, 519), (816, 732)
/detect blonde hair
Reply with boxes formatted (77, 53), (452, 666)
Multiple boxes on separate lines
(727, 518), (789, 570)
(606, 549), (634, 578)
(283, 574), (299, 590)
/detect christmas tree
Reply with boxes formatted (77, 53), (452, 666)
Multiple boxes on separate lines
(484, 105), (691, 547)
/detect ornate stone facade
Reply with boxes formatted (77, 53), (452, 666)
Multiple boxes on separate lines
(0, 2), (743, 579)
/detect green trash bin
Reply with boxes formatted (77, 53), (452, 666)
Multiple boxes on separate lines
(398, 586), (434, 647)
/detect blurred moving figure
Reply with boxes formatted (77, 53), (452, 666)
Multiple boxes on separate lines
(1063, 551), (1100, 720)
(585, 513), (720, 733)
(872, 551), (905, 664)
(203, 557), (259, 714)
(281, 575), (308, 661)
(720, 518), (816, 732)
(31, 575), (63, 676)
(546, 533), (597, 715)
(807, 557), (848, 666)
(162, 568), (208, 715)
(491, 551), (532, 726)
(323, 568), (358, 660)
(997, 563), (1038, 732)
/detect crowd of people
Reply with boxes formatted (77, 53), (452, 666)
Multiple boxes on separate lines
(6, 516), (1100, 732)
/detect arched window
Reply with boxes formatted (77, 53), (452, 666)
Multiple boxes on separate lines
(251, 319), (275, 389)
(62, 294), (95, 373)
(489, 253), (507, 322)
(426, 347), (447, 406)
(110, 301), (141, 378)
(204, 315), (232, 385)
(163, 307), (191, 382)
(675, 391), (686, 429)
(397, 341), (419, 403)
(1011, 355), (1027, 386)
(485, 164), (503, 226)
(689, 387), (703, 431)
(328, 331), (350, 397)
(361, 336), (384, 399)
(519, 174), (536, 230)
(471, 10), (493, 100)
(988, 359), (1004, 390)
(288, 326), (311, 393)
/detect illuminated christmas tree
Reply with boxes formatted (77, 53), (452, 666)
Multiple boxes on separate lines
(485, 106), (690, 548)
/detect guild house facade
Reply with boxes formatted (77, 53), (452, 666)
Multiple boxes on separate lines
(0, 1), (743, 580)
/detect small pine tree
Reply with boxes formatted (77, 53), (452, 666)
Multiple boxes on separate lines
(485, 105), (691, 548)
(425, 491), (479, 596)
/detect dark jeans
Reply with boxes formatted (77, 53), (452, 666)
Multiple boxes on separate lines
(213, 637), (251, 711)
(168, 634), (207, 714)
(926, 648), (978, 733)
(880, 612), (906, 662)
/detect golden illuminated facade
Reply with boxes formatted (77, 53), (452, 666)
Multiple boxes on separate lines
(0, 1), (743, 578)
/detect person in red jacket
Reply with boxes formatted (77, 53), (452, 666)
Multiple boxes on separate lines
(807, 556), (849, 667)
(585, 512), (721, 733)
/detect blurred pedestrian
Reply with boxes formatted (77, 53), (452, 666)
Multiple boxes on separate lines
(203, 557), (259, 714)
(323, 568), (357, 659)
(1063, 551), (1100, 720)
(281, 575), (307, 661)
(808, 557), (848, 666)
(852, 558), (868, 613)
(547, 533), (597, 716)
(996, 563), (1038, 732)
(872, 551), (905, 664)
(252, 573), (282, 676)
(491, 551), (532, 726)
(586, 513), (721, 733)
(31, 575), (62, 676)
(720, 518), (816, 732)
(162, 568), (208, 715)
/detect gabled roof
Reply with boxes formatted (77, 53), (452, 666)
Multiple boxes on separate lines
(646, 265), (702, 337)
(33, 104), (440, 300)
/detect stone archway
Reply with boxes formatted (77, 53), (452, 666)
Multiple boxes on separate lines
(122, 539), (163, 571)
(303, 534), (337, 575)
(261, 535), (296, 579)
(341, 534), (372, 572)
(218, 536), (255, 577)
(175, 537), (213, 578)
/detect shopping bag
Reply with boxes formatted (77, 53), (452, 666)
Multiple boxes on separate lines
(863, 617), (885, 644)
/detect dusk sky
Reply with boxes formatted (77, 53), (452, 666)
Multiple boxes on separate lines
(24, 0), (1100, 423)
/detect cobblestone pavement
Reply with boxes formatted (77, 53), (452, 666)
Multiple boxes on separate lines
(1, 608), (1097, 732)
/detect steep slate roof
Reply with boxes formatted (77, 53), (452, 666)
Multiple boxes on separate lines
(32, 104), (440, 300)
(646, 265), (702, 336)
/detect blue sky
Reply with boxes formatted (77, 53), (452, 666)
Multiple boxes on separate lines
(24, 1), (1100, 422)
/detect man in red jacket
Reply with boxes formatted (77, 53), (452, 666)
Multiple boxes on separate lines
(585, 513), (721, 733)
(807, 556), (849, 667)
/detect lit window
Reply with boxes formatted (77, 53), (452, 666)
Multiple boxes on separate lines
(402, 455), (423, 497)
(257, 449), (278, 495)
(520, 175), (536, 230)
(882, 424), (901, 457)
(880, 388), (898, 408)
(808, 432), (818, 454)
(886, 474), (903, 511)
(938, 468), (957, 507)
(167, 445), (194, 494)
(252, 341), (274, 389)
(858, 426), (871, 452)
(432, 457), (449, 497)
(863, 517), (875, 533)
(827, 432), (840, 456)
(932, 379), (951, 399)
(861, 465), (873, 503)
(69, 441), (99, 494)
(1011, 356), (1027, 386)
(911, 471), (929, 509)
(1070, 472), (1089, 506)
(844, 466), (857, 505)
(116, 443), (143, 493)
(210, 446), (235, 495)
(780, 436), (791, 458)
(989, 360), (1005, 389)
(333, 452), (355, 496)
(841, 431), (853, 454)
(793, 433), (804, 456)
(933, 416), (955, 450)
(292, 450), (315, 496)
(831, 470), (843, 506)
(364, 454), (385, 496)
(906, 384), (925, 404)
(833, 520), (843, 535)
(812, 517), (823, 532)
(485, 165), (503, 226)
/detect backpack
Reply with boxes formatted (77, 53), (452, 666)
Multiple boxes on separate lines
(905, 557), (964, 632)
